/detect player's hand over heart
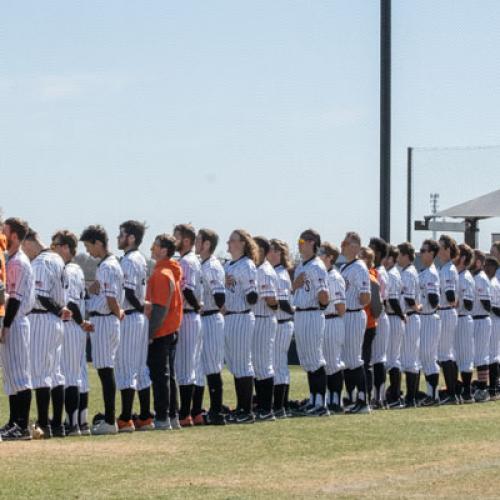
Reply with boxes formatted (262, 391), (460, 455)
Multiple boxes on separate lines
(88, 281), (100, 295)
(293, 272), (306, 291)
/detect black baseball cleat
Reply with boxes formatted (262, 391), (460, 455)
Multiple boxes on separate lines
(439, 394), (460, 406)
(256, 410), (276, 422)
(420, 396), (440, 407)
(205, 411), (226, 426)
(234, 410), (255, 424)
(225, 410), (238, 424)
(273, 408), (288, 419)
(51, 424), (66, 438)
(387, 398), (405, 410)
(92, 413), (105, 425)
(461, 392), (474, 404)
(0, 422), (15, 436)
(2, 424), (32, 441)
(327, 403), (345, 415)
(79, 422), (92, 436)
(305, 405), (330, 417)
(369, 399), (386, 410)
(403, 399), (417, 409)
(345, 401), (371, 415)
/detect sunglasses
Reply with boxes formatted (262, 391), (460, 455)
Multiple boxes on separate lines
(420, 248), (430, 253)
(298, 238), (314, 244)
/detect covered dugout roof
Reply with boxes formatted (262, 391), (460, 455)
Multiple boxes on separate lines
(436, 188), (500, 219)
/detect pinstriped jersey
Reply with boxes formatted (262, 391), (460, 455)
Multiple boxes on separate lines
(439, 261), (459, 307)
(491, 276), (500, 313)
(419, 264), (440, 314)
(457, 269), (475, 316)
(254, 260), (278, 317)
(385, 266), (403, 314)
(200, 255), (225, 311)
(400, 264), (420, 314)
(471, 270), (491, 316)
(224, 256), (257, 312)
(6, 249), (35, 316)
(324, 267), (346, 316)
(86, 254), (124, 314)
(121, 249), (147, 309)
(274, 265), (293, 321)
(340, 258), (370, 310)
(32, 250), (65, 310)
(179, 250), (203, 311)
(64, 262), (86, 317)
(376, 265), (389, 301)
(293, 256), (329, 309)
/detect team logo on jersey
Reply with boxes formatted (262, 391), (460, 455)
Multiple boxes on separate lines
(345, 279), (350, 290)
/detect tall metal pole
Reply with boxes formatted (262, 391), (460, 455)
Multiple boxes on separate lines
(406, 147), (413, 242)
(380, 0), (391, 241)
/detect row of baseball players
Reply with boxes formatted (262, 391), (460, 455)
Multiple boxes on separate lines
(1, 215), (499, 440)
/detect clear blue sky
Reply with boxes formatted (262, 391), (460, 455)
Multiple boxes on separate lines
(1, 1), (500, 255)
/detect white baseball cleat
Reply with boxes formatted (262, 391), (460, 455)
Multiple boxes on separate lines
(91, 420), (118, 436)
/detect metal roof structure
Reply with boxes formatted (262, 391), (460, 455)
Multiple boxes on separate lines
(436, 188), (500, 219)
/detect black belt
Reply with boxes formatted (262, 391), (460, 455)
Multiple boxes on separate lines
(201, 310), (220, 317)
(30, 308), (49, 314)
(296, 307), (319, 312)
(225, 310), (250, 316)
(325, 314), (339, 319)
(89, 312), (113, 317)
(124, 309), (142, 316)
(277, 318), (293, 324)
(346, 308), (363, 313)
(407, 311), (420, 317)
(183, 309), (199, 314)
(473, 315), (489, 320)
(421, 311), (438, 316)
(458, 314), (471, 318)
(439, 306), (455, 311)
(255, 314), (274, 319)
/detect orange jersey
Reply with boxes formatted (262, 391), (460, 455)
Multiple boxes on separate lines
(364, 268), (379, 329)
(0, 234), (6, 317)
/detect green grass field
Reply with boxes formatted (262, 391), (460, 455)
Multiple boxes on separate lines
(2, 366), (500, 499)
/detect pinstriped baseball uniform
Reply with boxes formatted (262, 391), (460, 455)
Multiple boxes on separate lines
(400, 264), (421, 374)
(0, 249), (34, 395)
(455, 269), (475, 372)
(292, 256), (328, 372)
(273, 264), (293, 385)
(323, 267), (345, 375)
(115, 249), (150, 391)
(175, 250), (203, 386)
(490, 276), (500, 364)
(61, 262), (87, 387)
(340, 259), (370, 370)
(199, 255), (225, 377)
(372, 265), (389, 364)
(252, 260), (278, 380)
(224, 256), (257, 378)
(437, 261), (459, 362)
(86, 254), (124, 369)
(29, 250), (66, 389)
(385, 265), (404, 370)
(419, 264), (441, 375)
(472, 270), (491, 367)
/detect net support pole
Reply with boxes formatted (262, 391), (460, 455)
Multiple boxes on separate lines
(380, 0), (391, 241)
(406, 147), (413, 242)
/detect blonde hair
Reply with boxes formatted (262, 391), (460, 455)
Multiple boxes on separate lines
(233, 229), (259, 264)
(359, 246), (374, 269)
(270, 238), (293, 270)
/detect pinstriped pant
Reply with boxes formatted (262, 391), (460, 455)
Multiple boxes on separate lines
(0, 315), (32, 395)
(274, 320), (293, 384)
(419, 314), (441, 375)
(387, 315), (404, 370)
(323, 317), (345, 375)
(294, 311), (325, 372)
(62, 320), (87, 387)
(438, 309), (457, 362)
(401, 314), (420, 374)
(252, 316), (277, 380)
(115, 312), (150, 390)
(29, 313), (64, 388)
(225, 312), (255, 378)
(90, 315), (120, 369)
(200, 313), (225, 376)
(474, 317), (491, 367)
(342, 310), (366, 370)
(489, 318), (500, 364)
(175, 312), (202, 385)
(371, 312), (389, 364)
(455, 315), (474, 372)
(80, 341), (89, 392)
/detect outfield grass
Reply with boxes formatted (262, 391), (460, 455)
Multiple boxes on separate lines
(2, 366), (500, 499)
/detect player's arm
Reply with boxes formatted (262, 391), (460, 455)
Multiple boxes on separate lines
(208, 268), (226, 310)
(244, 264), (258, 305)
(426, 273), (440, 309)
(479, 276), (491, 312)
(125, 288), (144, 313)
(183, 288), (201, 312)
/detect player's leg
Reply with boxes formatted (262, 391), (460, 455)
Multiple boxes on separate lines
(387, 316), (404, 408)
(401, 315), (420, 407)
(135, 317), (153, 428)
(455, 316), (474, 402)
(78, 337), (91, 435)
(488, 318), (500, 399)
(372, 312), (389, 407)
(50, 318), (66, 436)
(438, 310), (458, 403)
(273, 320), (293, 417)
(190, 315), (205, 423)
(324, 317), (344, 413)
(474, 318), (492, 402)
(147, 334), (171, 429)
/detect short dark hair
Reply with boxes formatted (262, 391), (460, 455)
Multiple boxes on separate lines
(120, 220), (146, 247)
(439, 234), (458, 259)
(4, 217), (29, 241)
(174, 224), (196, 244)
(198, 228), (219, 254)
(485, 256), (499, 271)
(80, 225), (108, 247)
(474, 249), (486, 266)
(254, 236), (271, 256)
(24, 227), (39, 242)
(52, 230), (79, 256)
(319, 242), (340, 263)
(397, 242), (416, 262)
(155, 234), (176, 258)
(300, 229), (321, 252)
(457, 243), (474, 267)
(387, 244), (400, 261)
(369, 237), (388, 259)
(422, 239), (439, 258)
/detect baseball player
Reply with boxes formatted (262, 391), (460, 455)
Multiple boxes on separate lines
(252, 236), (279, 421)
(368, 238), (390, 408)
(384, 245), (406, 409)
(115, 220), (151, 432)
(397, 242), (421, 408)
(173, 224), (204, 427)
(418, 239), (441, 406)
(318, 242), (346, 414)
(292, 229), (330, 416)
(22, 228), (70, 438)
(0, 218), (34, 441)
(484, 257), (500, 398)
(340, 232), (371, 414)
(491, 242), (500, 280)
(81, 225), (124, 435)
(224, 229), (258, 424)
(437, 235), (459, 404)
(51, 230), (94, 436)
(194, 229), (226, 425)
(267, 239), (294, 418)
